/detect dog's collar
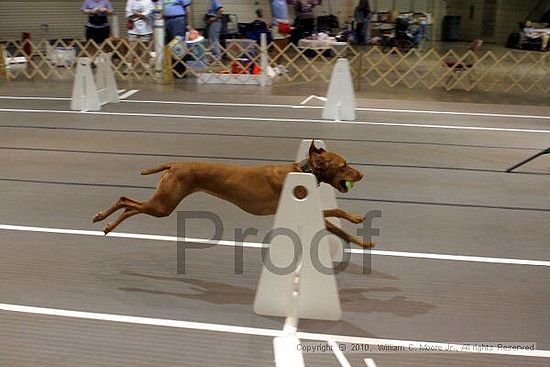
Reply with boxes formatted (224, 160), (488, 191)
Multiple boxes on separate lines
(298, 159), (321, 186)
(299, 159), (314, 174)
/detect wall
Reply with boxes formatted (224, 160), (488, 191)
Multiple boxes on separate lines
(0, 0), (270, 40)
(445, 0), (485, 42)
(0, 0), (446, 41)
(445, 0), (547, 44)
(0, 0), (128, 41)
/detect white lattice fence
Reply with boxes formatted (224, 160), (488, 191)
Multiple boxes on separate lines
(359, 46), (550, 93)
(2, 38), (154, 81)
(2, 38), (549, 94)
(267, 42), (361, 83)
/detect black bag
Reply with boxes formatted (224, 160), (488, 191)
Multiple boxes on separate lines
(505, 32), (520, 49)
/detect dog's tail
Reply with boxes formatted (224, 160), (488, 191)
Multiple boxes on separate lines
(140, 163), (173, 175)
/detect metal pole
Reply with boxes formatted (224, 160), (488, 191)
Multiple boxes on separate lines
(111, 15), (120, 38)
(0, 45), (8, 83)
(153, 1), (165, 78)
(154, 19), (166, 77)
(260, 32), (268, 87)
(506, 147), (550, 173)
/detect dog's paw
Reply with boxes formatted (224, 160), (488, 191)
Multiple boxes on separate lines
(103, 224), (113, 235)
(355, 240), (375, 248)
(362, 241), (375, 249)
(349, 214), (365, 224)
(92, 212), (104, 223)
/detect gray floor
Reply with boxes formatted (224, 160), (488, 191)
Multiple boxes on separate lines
(0, 82), (549, 367)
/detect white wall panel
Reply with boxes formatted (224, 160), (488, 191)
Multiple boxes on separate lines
(0, 0), (447, 41)
(0, 0), (126, 40)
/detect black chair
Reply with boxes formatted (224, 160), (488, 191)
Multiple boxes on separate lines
(242, 20), (273, 44)
(291, 17), (315, 44)
(219, 14), (241, 47)
(317, 15), (339, 35)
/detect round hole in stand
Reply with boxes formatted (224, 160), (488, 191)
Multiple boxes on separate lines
(293, 185), (308, 200)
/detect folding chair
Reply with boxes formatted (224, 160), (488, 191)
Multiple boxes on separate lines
(443, 39), (483, 89)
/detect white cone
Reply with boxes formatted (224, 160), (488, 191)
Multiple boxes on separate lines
(95, 53), (119, 105)
(253, 173), (342, 321)
(322, 58), (355, 121)
(70, 57), (100, 111)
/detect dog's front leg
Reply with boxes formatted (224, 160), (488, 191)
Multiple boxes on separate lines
(324, 220), (374, 248)
(323, 209), (364, 224)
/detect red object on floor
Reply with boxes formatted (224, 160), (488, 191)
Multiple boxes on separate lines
(252, 63), (261, 75)
(231, 61), (248, 74)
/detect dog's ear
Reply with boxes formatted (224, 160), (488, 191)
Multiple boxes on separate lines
(311, 153), (328, 170)
(309, 140), (325, 157)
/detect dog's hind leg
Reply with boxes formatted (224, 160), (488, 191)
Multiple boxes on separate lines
(103, 208), (141, 234)
(93, 196), (144, 223)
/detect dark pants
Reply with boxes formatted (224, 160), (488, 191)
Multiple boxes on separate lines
(85, 25), (110, 44)
(165, 16), (187, 44)
(291, 17), (315, 44)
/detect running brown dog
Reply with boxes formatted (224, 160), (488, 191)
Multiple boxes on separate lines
(93, 141), (373, 248)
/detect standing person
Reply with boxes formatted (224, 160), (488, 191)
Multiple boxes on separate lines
(270, 0), (289, 27)
(163, 0), (193, 44)
(206, 0), (224, 58)
(126, 0), (154, 71)
(291, 0), (319, 44)
(354, 0), (372, 45)
(81, 0), (113, 44)
(126, 0), (154, 41)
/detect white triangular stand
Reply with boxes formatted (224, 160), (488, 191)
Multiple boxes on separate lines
(273, 335), (305, 367)
(70, 57), (101, 111)
(322, 58), (355, 121)
(70, 54), (119, 111)
(296, 139), (343, 262)
(253, 173), (342, 321)
(95, 53), (119, 105)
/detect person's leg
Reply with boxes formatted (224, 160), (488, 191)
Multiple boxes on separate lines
(165, 18), (174, 44)
(87, 27), (103, 58)
(166, 17), (187, 44)
(140, 35), (152, 68)
(85, 26), (92, 41)
(355, 22), (364, 44)
(173, 16), (187, 38)
(363, 19), (370, 45)
(127, 34), (137, 73)
(100, 25), (110, 43)
(209, 19), (222, 58)
(84, 26), (96, 58)
(541, 34), (549, 50)
(90, 28), (102, 44)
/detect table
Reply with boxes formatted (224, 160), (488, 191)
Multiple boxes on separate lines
(297, 38), (348, 57)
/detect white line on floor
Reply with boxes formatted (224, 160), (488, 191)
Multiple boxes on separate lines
(0, 303), (548, 358)
(359, 107), (550, 120)
(0, 107), (549, 134)
(328, 341), (353, 367)
(1, 95), (549, 120)
(300, 95), (327, 105)
(118, 89), (126, 94)
(1, 224), (549, 267)
(364, 358), (378, 367)
(119, 89), (139, 100)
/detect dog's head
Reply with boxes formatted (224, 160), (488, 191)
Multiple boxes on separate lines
(308, 141), (364, 193)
